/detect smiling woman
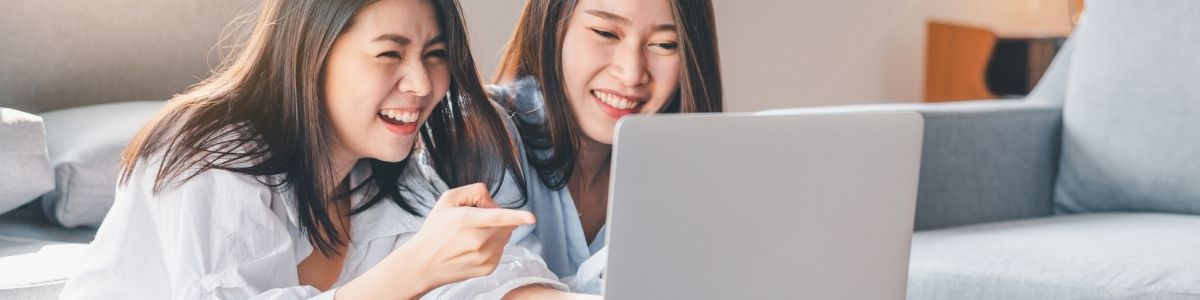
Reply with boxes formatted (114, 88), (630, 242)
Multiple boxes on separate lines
(490, 0), (723, 296)
(57, 0), (565, 299)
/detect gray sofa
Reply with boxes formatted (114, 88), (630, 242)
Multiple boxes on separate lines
(768, 1), (1200, 298)
(3, 0), (1196, 299)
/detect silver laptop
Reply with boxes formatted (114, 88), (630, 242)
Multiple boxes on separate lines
(603, 112), (924, 299)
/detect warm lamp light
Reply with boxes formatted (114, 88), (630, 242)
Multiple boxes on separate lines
(1069, 0), (1085, 27)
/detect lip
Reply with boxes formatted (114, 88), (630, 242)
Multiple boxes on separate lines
(591, 89), (645, 119)
(378, 108), (422, 136)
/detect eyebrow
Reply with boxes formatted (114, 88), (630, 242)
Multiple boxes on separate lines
(584, 9), (676, 32)
(372, 33), (447, 46)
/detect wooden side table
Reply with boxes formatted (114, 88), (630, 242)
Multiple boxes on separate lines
(924, 21), (1069, 102)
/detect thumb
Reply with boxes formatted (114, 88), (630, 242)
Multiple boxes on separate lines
(436, 183), (496, 209)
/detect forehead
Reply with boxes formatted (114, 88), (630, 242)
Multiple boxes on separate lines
(576, 0), (675, 26)
(346, 0), (442, 39)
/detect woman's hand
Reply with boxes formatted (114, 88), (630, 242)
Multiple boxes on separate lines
(406, 182), (536, 287)
(335, 183), (535, 300)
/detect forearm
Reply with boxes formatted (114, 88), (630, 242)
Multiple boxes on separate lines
(504, 285), (601, 300)
(429, 243), (569, 299)
(335, 245), (434, 300)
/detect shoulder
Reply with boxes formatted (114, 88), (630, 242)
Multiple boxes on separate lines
(487, 76), (546, 121)
(125, 143), (277, 214)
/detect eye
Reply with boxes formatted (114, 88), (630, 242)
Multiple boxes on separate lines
(377, 51), (401, 60)
(424, 49), (448, 60)
(649, 41), (679, 55)
(590, 28), (619, 40)
(422, 49), (448, 65)
(652, 42), (679, 50)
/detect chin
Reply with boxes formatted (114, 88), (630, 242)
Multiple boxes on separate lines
(372, 149), (412, 163)
(582, 126), (615, 145)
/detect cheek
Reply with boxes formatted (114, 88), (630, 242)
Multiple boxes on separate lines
(560, 37), (584, 98)
(413, 65), (450, 126)
(647, 56), (682, 112)
(426, 65), (451, 109)
(324, 58), (396, 144)
(561, 31), (608, 102)
(432, 66), (451, 98)
(323, 61), (363, 128)
(328, 75), (388, 120)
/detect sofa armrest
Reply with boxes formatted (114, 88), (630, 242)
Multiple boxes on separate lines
(759, 100), (1063, 230)
(0, 108), (55, 215)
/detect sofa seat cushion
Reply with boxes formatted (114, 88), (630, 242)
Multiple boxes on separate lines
(0, 203), (96, 248)
(0, 244), (87, 300)
(40, 101), (164, 228)
(908, 213), (1200, 299)
(0, 203), (95, 299)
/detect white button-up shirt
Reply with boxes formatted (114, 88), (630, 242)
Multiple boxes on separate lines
(60, 145), (565, 299)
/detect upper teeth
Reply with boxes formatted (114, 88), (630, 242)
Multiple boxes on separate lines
(380, 109), (418, 123)
(595, 91), (638, 110)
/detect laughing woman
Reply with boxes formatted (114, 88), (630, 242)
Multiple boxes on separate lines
(491, 0), (724, 296)
(60, 0), (565, 299)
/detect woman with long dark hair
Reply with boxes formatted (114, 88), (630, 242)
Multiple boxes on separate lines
(60, 0), (565, 298)
(492, 0), (724, 296)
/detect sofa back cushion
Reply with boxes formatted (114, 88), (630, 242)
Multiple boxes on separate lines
(0, 0), (247, 114)
(41, 101), (164, 228)
(1055, 0), (1200, 214)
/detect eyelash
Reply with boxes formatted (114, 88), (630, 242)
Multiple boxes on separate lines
(377, 51), (401, 59)
(590, 28), (619, 40)
(376, 49), (449, 60)
(590, 28), (678, 51)
(652, 42), (678, 50)
(425, 49), (448, 59)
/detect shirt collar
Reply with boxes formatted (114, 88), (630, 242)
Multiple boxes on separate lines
(276, 157), (433, 244)
(352, 142), (444, 242)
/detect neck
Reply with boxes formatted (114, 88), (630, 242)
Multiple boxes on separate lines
(569, 137), (612, 193)
(320, 148), (356, 247)
(329, 148), (358, 192)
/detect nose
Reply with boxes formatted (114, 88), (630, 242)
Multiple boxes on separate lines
(396, 61), (432, 97)
(608, 42), (649, 87)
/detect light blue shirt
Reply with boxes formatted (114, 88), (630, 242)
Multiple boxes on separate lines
(491, 78), (609, 294)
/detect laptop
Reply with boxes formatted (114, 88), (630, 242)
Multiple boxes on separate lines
(602, 112), (924, 299)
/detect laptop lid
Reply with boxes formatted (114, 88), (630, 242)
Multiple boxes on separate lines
(603, 112), (924, 299)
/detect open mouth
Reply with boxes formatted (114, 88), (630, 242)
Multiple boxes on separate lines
(379, 109), (419, 124)
(592, 90), (644, 119)
(378, 108), (420, 135)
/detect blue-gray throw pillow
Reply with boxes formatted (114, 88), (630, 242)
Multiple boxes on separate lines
(1055, 0), (1200, 214)
(40, 101), (163, 228)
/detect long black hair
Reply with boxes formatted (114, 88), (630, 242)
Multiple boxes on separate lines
(494, 0), (724, 189)
(119, 0), (526, 256)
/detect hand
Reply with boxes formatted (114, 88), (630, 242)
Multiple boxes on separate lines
(406, 183), (537, 288)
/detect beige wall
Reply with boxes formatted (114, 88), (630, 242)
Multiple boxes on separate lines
(0, 0), (253, 113)
(0, 0), (1074, 113)
(461, 0), (526, 82)
(462, 0), (1074, 112)
(715, 0), (927, 112)
(926, 0), (1073, 37)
